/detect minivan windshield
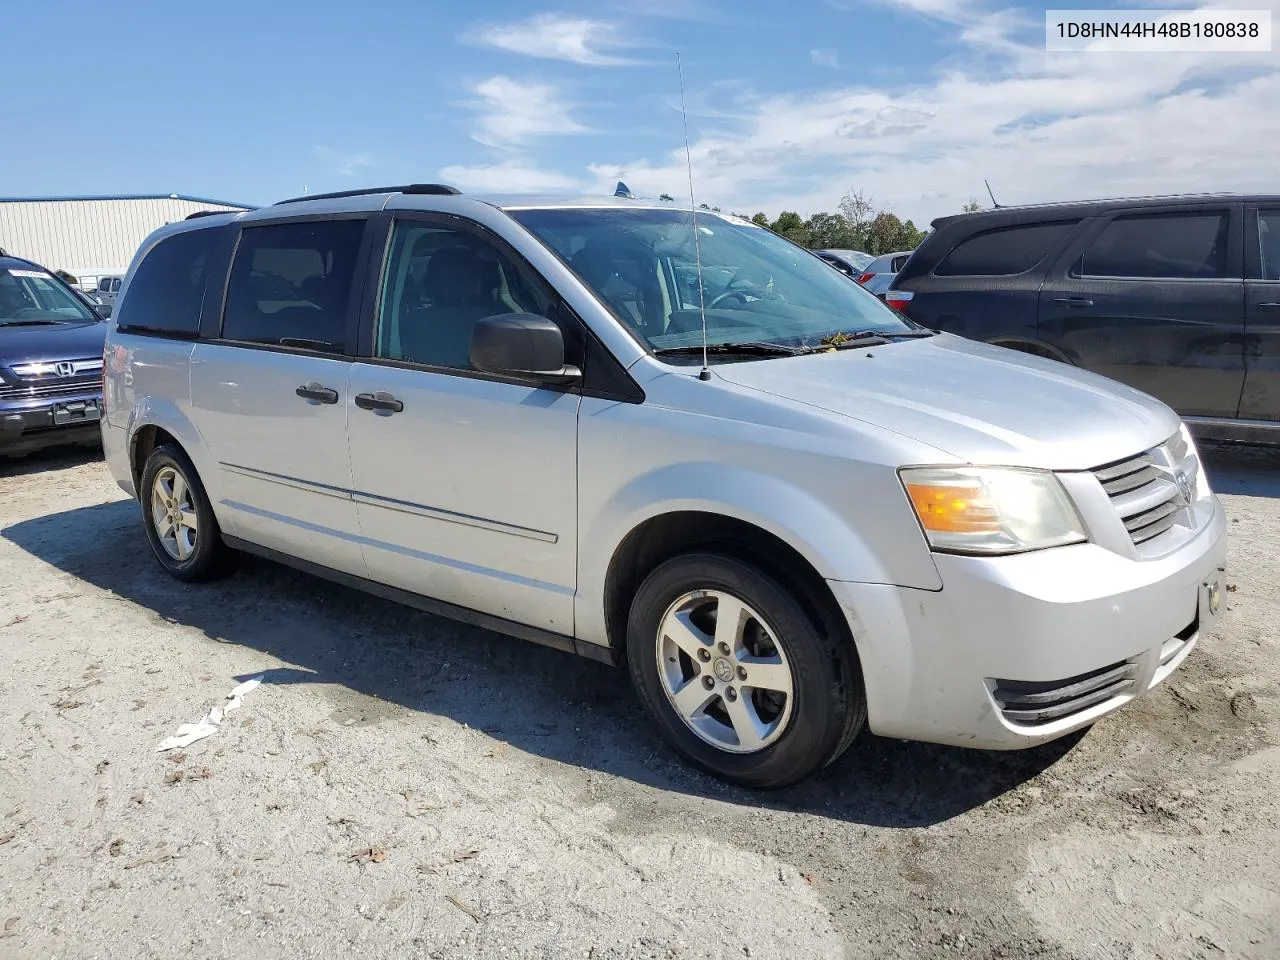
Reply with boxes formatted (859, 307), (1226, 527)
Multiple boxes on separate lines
(510, 207), (921, 362)
(0, 266), (97, 325)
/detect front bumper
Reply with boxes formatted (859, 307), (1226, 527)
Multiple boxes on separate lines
(830, 495), (1228, 749)
(0, 395), (103, 456)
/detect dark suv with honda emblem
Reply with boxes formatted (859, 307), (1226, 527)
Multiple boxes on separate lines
(0, 255), (107, 458)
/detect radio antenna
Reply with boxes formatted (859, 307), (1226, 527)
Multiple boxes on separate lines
(677, 52), (711, 381)
(984, 178), (1001, 208)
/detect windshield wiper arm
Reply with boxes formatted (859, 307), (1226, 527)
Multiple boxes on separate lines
(277, 337), (344, 353)
(653, 341), (806, 358)
(813, 328), (936, 351)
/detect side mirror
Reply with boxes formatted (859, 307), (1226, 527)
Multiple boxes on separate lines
(94, 303), (112, 320)
(470, 313), (581, 384)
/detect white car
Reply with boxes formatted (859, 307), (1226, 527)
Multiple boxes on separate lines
(100, 185), (1227, 788)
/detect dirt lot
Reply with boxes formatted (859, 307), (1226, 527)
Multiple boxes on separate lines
(0, 446), (1277, 960)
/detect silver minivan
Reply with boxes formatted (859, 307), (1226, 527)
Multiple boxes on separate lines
(101, 185), (1227, 788)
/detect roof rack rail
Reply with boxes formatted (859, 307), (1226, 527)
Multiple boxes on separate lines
(185, 210), (230, 220)
(274, 183), (461, 205)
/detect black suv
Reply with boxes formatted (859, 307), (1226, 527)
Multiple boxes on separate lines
(1, 255), (107, 457)
(888, 195), (1280, 443)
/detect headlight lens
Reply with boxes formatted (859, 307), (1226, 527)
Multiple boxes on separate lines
(900, 466), (1087, 554)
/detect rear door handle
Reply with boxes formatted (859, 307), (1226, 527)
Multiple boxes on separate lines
(1257, 302), (1280, 309)
(1052, 297), (1094, 307)
(295, 383), (339, 404)
(354, 391), (404, 414)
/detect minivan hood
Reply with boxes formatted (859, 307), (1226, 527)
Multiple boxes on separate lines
(713, 333), (1181, 470)
(0, 321), (107, 368)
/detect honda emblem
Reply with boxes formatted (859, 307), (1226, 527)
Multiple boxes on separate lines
(55, 361), (75, 377)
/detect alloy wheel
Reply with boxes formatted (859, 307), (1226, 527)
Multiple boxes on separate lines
(150, 465), (198, 562)
(655, 589), (795, 753)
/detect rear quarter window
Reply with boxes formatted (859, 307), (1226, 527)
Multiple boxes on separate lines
(116, 228), (220, 335)
(935, 221), (1078, 277)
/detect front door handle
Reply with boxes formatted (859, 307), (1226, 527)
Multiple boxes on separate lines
(295, 383), (339, 404)
(354, 391), (404, 414)
(1052, 297), (1094, 307)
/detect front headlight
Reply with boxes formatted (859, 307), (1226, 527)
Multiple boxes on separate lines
(900, 466), (1087, 555)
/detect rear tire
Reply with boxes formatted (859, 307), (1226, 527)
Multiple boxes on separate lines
(626, 552), (865, 789)
(139, 444), (235, 582)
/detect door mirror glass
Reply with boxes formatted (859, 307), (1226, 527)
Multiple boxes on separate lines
(470, 313), (581, 383)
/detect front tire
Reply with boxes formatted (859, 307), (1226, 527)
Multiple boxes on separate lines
(139, 444), (235, 582)
(626, 553), (864, 789)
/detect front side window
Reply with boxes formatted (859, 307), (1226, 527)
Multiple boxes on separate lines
(510, 208), (914, 361)
(0, 266), (97, 325)
(1258, 211), (1280, 281)
(1079, 212), (1231, 279)
(222, 219), (365, 353)
(376, 221), (556, 369)
(118, 228), (219, 335)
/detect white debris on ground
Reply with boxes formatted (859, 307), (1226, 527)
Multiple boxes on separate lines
(155, 675), (263, 752)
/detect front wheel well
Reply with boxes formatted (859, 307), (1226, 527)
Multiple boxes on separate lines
(130, 425), (180, 495)
(603, 511), (856, 664)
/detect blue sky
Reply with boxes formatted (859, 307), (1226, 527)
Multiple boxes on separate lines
(3, 0), (1277, 225)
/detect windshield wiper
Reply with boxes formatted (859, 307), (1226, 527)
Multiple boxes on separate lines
(0, 319), (65, 327)
(277, 337), (344, 353)
(653, 341), (807, 358)
(812, 328), (936, 351)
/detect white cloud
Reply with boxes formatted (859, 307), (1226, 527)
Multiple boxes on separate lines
(580, 0), (1280, 222)
(468, 75), (586, 149)
(440, 159), (583, 194)
(312, 146), (375, 178)
(811, 49), (839, 68)
(467, 12), (646, 66)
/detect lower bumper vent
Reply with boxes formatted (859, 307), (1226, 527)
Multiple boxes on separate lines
(991, 660), (1138, 726)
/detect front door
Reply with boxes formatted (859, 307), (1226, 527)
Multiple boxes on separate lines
(190, 216), (370, 576)
(345, 215), (579, 634)
(1037, 204), (1245, 417)
(1242, 206), (1280, 421)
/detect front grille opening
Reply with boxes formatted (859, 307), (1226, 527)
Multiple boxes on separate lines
(1092, 438), (1190, 548)
(991, 660), (1138, 726)
(0, 378), (102, 400)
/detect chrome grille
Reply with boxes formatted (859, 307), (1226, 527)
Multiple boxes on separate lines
(991, 660), (1138, 726)
(1092, 433), (1194, 547)
(2, 358), (103, 401)
(0, 378), (102, 400)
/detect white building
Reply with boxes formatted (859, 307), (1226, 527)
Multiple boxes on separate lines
(0, 193), (254, 289)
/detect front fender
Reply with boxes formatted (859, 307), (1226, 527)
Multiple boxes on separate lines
(575, 461), (942, 647)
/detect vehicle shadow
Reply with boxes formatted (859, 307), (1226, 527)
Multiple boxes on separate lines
(0, 444), (101, 477)
(1201, 442), (1280, 498)
(3, 500), (1081, 829)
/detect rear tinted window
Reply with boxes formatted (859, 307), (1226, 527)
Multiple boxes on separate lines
(1259, 210), (1280, 281)
(1080, 212), (1230, 279)
(117, 229), (219, 334)
(935, 222), (1076, 276)
(221, 219), (365, 353)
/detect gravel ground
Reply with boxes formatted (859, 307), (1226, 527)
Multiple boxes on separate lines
(0, 444), (1277, 960)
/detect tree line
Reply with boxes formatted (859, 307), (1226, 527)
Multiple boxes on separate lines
(657, 188), (931, 256)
